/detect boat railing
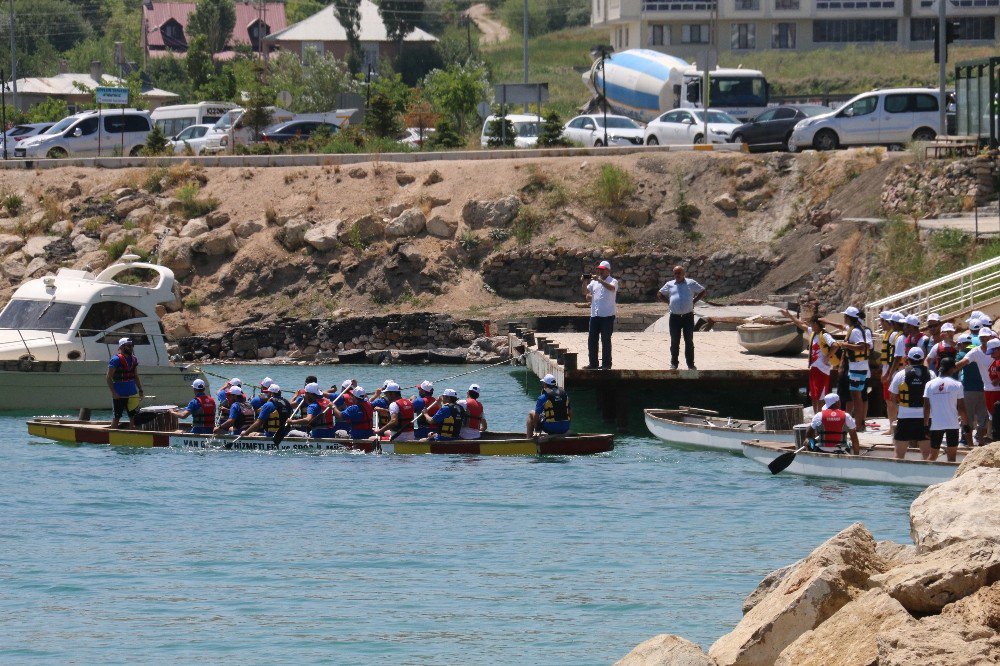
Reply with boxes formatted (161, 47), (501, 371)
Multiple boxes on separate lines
(0, 326), (173, 364)
(865, 255), (1000, 331)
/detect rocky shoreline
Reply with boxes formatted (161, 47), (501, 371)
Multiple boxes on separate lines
(617, 445), (1000, 665)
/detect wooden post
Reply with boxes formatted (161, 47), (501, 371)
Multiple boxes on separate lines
(564, 352), (578, 371)
(525, 331), (535, 346)
(78, 408), (91, 421)
(535, 336), (547, 350)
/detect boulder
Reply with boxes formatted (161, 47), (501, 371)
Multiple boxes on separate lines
(348, 167), (368, 179)
(426, 215), (457, 239)
(614, 634), (716, 666)
(23, 235), (60, 259)
(304, 220), (342, 252)
(180, 218), (210, 238)
(870, 538), (1000, 613)
(875, 540), (916, 567)
(114, 196), (147, 218)
(234, 219), (264, 238)
(742, 190), (772, 211)
(159, 236), (193, 277)
(774, 589), (917, 666)
(24, 257), (49, 278)
(163, 321), (191, 340)
(423, 169), (443, 186)
(386, 209), (426, 238)
(708, 523), (885, 666)
(50, 219), (72, 236)
(280, 216), (312, 251)
(910, 466), (1000, 552)
(205, 210), (230, 229)
(462, 195), (521, 229)
(612, 207), (652, 227)
(397, 243), (424, 264)
(0, 233), (23, 255)
(742, 562), (798, 614)
(340, 214), (385, 245)
(713, 193), (739, 213)
(126, 205), (156, 224)
(941, 578), (1000, 630)
(385, 203), (407, 218)
(396, 172), (416, 186)
(956, 441), (1000, 477)
(736, 172), (768, 191)
(1, 255), (25, 281)
(155, 196), (183, 213)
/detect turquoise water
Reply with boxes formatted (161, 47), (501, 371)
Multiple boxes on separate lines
(1, 364), (919, 664)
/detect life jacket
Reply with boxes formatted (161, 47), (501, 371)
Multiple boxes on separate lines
(932, 342), (958, 371)
(904, 333), (928, 356)
(989, 357), (1000, 387)
(845, 326), (868, 363)
(266, 396), (293, 432)
(438, 403), (466, 439)
(338, 391), (356, 409)
(880, 330), (901, 366)
(542, 388), (572, 424)
(811, 330), (839, 366)
(193, 394), (216, 429)
(352, 401), (374, 435)
(313, 397), (334, 429)
(393, 398), (414, 433)
(112, 353), (138, 383)
(464, 398), (483, 431)
(234, 401), (255, 430)
(816, 408), (849, 451)
(898, 365), (932, 408)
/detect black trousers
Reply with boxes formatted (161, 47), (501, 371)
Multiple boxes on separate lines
(669, 312), (695, 367)
(588, 315), (615, 368)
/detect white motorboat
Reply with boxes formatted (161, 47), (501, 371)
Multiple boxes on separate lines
(644, 407), (796, 452)
(0, 255), (206, 411)
(737, 321), (804, 355)
(741, 440), (964, 487)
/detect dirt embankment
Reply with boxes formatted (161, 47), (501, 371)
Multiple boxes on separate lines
(0, 149), (901, 338)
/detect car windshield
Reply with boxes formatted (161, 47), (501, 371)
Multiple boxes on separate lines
(692, 110), (739, 124)
(709, 76), (768, 108)
(45, 117), (77, 135)
(213, 110), (243, 130)
(0, 299), (82, 334)
(514, 121), (539, 137)
(596, 117), (641, 129)
(801, 105), (830, 117)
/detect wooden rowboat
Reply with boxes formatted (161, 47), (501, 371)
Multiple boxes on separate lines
(25, 418), (614, 456)
(737, 322), (804, 355)
(644, 408), (795, 452)
(741, 439), (964, 487)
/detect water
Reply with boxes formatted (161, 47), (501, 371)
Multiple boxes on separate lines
(0, 364), (919, 664)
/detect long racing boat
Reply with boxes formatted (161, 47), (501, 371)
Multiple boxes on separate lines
(644, 407), (796, 452)
(26, 418), (615, 456)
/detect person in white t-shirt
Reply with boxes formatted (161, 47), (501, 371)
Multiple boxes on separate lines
(923, 357), (968, 462)
(583, 260), (619, 370)
(889, 347), (935, 460)
(781, 308), (840, 413)
(956, 334), (1000, 416)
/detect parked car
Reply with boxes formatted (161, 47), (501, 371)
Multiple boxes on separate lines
(260, 120), (340, 145)
(167, 123), (216, 155)
(788, 88), (942, 152)
(397, 127), (435, 148)
(644, 108), (742, 145)
(480, 114), (542, 148)
(15, 109), (152, 158)
(562, 114), (645, 147)
(1, 122), (53, 151)
(730, 105), (831, 152)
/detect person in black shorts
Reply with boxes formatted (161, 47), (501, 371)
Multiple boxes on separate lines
(889, 347), (932, 459)
(922, 358), (968, 462)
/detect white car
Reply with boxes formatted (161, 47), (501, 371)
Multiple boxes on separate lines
(1, 122), (54, 152)
(644, 108), (742, 145)
(563, 114), (645, 147)
(480, 114), (542, 148)
(167, 124), (215, 155)
(15, 109), (152, 158)
(788, 88), (942, 152)
(396, 127), (435, 148)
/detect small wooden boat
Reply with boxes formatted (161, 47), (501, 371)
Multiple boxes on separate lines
(737, 321), (804, 355)
(741, 439), (964, 487)
(644, 407), (796, 452)
(25, 418), (614, 456)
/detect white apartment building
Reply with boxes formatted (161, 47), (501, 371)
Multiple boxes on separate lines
(591, 0), (998, 58)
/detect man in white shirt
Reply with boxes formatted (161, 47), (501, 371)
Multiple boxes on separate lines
(840, 306), (872, 431)
(583, 260), (619, 370)
(956, 333), (1000, 417)
(923, 358), (968, 462)
(781, 308), (839, 413)
(656, 265), (707, 370)
(889, 347), (935, 460)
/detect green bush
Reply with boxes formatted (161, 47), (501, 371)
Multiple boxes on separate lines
(428, 118), (464, 149)
(537, 111), (571, 148)
(512, 206), (544, 244)
(176, 183), (219, 219)
(593, 164), (635, 208)
(485, 115), (516, 148)
(142, 124), (170, 156)
(105, 234), (136, 261)
(2, 194), (24, 216)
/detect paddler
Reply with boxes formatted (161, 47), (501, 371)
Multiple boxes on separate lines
(216, 377), (242, 406)
(458, 384), (487, 439)
(427, 388), (465, 440)
(375, 382), (415, 441)
(527, 374), (572, 438)
(214, 386), (254, 435)
(241, 384), (293, 437)
(328, 379), (356, 433)
(250, 377), (274, 412)
(286, 382), (336, 438)
(332, 386), (375, 439)
(172, 379), (217, 434)
(806, 393), (860, 455)
(292, 376), (319, 408)
(889, 347), (935, 460)
(412, 380), (439, 438)
(370, 380), (395, 410)
(106, 337), (143, 429)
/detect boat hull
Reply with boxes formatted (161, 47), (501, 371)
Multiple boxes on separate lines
(737, 323), (804, 355)
(741, 440), (961, 486)
(644, 409), (795, 452)
(25, 420), (615, 456)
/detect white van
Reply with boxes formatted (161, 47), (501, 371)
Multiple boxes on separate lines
(788, 88), (942, 152)
(150, 102), (237, 138)
(480, 114), (543, 148)
(15, 109), (152, 158)
(202, 106), (296, 154)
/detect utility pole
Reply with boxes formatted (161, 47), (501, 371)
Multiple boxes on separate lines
(937, 0), (947, 136)
(8, 0), (17, 109)
(522, 0), (528, 112)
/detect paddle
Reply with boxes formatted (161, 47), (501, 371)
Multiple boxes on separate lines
(272, 400), (307, 447)
(768, 446), (806, 474)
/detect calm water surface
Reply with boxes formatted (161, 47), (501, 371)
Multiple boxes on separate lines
(1, 364), (918, 664)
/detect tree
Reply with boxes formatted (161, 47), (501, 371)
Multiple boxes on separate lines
(268, 51), (356, 113)
(484, 115), (515, 148)
(287, 0), (326, 23)
(186, 36), (213, 91)
(377, 0), (423, 45)
(428, 118), (463, 149)
(147, 56), (191, 101)
(403, 97), (439, 147)
(422, 61), (489, 134)
(188, 0), (237, 54)
(242, 63), (277, 140)
(537, 111), (571, 147)
(143, 124), (170, 155)
(26, 97), (69, 123)
(333, 0), (363, 73)
(434, 24), (480, 68)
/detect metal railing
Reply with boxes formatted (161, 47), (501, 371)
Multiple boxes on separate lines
(865, 255), (1000, 329)
(0, 325), (169, 364)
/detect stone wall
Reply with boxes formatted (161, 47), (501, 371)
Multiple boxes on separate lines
(482, 249), (773, 302)
(881, 157), (996, 217)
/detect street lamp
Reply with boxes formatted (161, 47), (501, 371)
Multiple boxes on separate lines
(590, 45), (614, 147)
(0, 69), (8, 161)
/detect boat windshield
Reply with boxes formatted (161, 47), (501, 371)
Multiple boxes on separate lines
(0, 299), (82, 333)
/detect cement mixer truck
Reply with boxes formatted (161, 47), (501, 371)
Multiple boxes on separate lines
(582, 49), (769, 123)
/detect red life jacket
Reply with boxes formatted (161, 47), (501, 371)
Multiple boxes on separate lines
(989, 358), (1000, 387)
(113, 353), (138, 382)
(339, 391), (356, 408)
(314, 397), (334, 428)
(818, 408), (848, 451)
(932, 342), (957, 371)
(234, 401), (254, 429)
(905, 333), (928, 356)
(465, 398), (483, 430)
(356, 401), (374, 432)
(193, 394), (216, 429)
(393, 398), (414, 432)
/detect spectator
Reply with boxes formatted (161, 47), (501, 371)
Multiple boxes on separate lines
(956, 328), (988, 445)
(922, 357), (968, 462)
(582, 259), (618, 370)
(657, 265), (707, 370)
(781, 308), (840, 413)
(889, 347), (934, 460)
(838, 306), (871, 432)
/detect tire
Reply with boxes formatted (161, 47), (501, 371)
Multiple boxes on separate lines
(646, 135), (659, 146)
(912, 127), (936, 142)
(731, 133), (745, 145)
(782, 133), (793, 152)
(129, 146), (143, 157)
(813, 129), (839, 151)
(693, 134), (705, 145)
(594, 140), (603, 147)
(46, 147), (67, 159)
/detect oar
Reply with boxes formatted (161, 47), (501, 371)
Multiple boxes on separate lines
(768, 446), (806, 474)
(272, 401), (308, 447)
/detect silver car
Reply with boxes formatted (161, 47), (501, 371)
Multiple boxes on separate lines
(15, 109), (152, 158)
(563, 114), (645, 147)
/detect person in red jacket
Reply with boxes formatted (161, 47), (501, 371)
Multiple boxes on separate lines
(806, 393), (860, 455)
(172, 379), (217, 434)
(458, 384), (488, 439)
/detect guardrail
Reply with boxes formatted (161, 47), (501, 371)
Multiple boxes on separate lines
(865, 255), (1000, 329)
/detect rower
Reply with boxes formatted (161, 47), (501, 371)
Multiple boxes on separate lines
(370, 380), (395, 410)
(292, 376), (319, 408)
(782, 308), (840, 413)
(214, 386), (254, 435)
(250, 377), (274, 412)
(428, 388), (465, 441)
(106, 337), (144, 429)
(458, 384), (487, 439)
(527, 374), (572, 439)
(286, 382), (336, 438)
(329, 379), (356, 434)
(889, 347), (935, 460)
(241, 384), (293, 438)
(216, 377), (242, 406)
(412, 380), (439, 439)
(333, 386), (375, 439)
(172, 379), (217, 434)
(806, 393), (860, 455)
(375, 382), (415, 441)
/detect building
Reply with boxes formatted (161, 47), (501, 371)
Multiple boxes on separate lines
(3, 61), (178, 113)
(264, 0), (437, 71)
(591, 0), (998, 58)
(142, 1), (287, 60)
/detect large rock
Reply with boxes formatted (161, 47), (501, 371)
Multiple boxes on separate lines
(713, 193), (739, 213)
(234, 219), (263, 238)
(774, 589), (917, 666)
(179, 218), (210, 238)
(870, 538), (1000, 613)
(910, 466), (1000, 552)
(23, 257), (48, 278)
(385, 209), (426, 238)
(304, 220), (342, 251)
(708, 523), (885, 666)
(205, 210), (230, 229)
(614, 634), (716, 666)
(0, 233), (22, 255)
(956, 441), (1000, 477)
(462, 195), (521, 229)
(23, 235), (60, 259)
(114, 195), (147, 218)
(280, 216), (311, 251)
(742, 562), (798, 614)
(71, 235), (100, 254)
(426, 215), (457, 239)
(159, 236), (193, 278)
(126, 205), (156, 224)
(191, 226), (237, 256)
(1, 255), (26, 281)
(339, 214), (384, 245)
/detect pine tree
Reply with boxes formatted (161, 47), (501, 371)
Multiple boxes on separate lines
(537, 111), (571, 147)
(428, 118), (463, 149)
(143, 124), (170, 155)
(485, 115), (516, 148)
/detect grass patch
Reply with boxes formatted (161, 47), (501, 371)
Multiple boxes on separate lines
(774, 219), (797, 239)
(3, 193), (23, 216)
(458, 230), (482, 251)
(183, 295), (202, 310)
(105, 234), (137, 262)
(512, 206), (545, 244)
(593, 164), (635, 209)
(674, 178), (699, 227)
(609, 225), (634, 254)
(176, 183), (219, 219)
(489, 227), (511, 242)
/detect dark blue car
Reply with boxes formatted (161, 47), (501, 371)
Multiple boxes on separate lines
(730, 105), (830, 152)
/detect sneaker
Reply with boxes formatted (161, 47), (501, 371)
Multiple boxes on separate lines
(583, 365), (598, 370)
(687, 365), (697, 370)
(670, 364), (679, 370)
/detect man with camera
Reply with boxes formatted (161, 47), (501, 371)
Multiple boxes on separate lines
(582, 260), (619, 370)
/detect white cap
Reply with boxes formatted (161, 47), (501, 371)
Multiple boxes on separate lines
(382, 379), (396, 390)
(442, 388), (458, 398)
(259, 377), (273, 388)
(972, 310), (985, 320)
(907, 347), (925, 361)
(957, 333), (972, 344)
(970, 319), (983, 330)
(228, 386), (244, 396)
(267, 384), (281, 393)
(941, 322), (955, 333)
(230, 378), (242, 387)
(878, 311), (892, 321)
(891, 312), (906, 323)
(823, 393), (840, 408)
(419, 380), (434, 392)
(384, 382), (401, 393)
(905, 314), (921, 327)
(118, 337), (133, 347)
(980, 328), (995, 338)
(982, 317), (994, 327)
(541, 373), (558, 386)
(597, 260), (611, 271)
(342, 379), (353, 389)
(988, 339), (1000, 352)
(842, 306), (860, 318)
(927, 313), (941, 322)
(353, 386), (367, 398)
(192, 379), (206, 390)
(304, 382), (322, 396)
(469, 383), (481, 393)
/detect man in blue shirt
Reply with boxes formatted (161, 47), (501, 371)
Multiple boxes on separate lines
(250, 377), (273, 412)
(429, 388), (465, 440)
(216, 377), (242, 407)
(957, 328), (987, 445)
(526, 374), (572, 438)
(241, 384), (292, 437)
(106, 337), (143, 429)
(172, 379), (217, 434)
(583, 260), (619, 370)
(214, 386), (255, 435)
(333, 387), (376, 439)
(656, 265), (707, 370)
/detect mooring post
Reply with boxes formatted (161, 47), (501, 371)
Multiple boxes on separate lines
(564, 352), (578, 372)
(78, 408), (91, 422)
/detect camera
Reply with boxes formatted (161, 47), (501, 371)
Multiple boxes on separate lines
(582, 273), (592, 281)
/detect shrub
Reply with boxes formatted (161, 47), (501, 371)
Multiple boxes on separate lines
(142, 124), (170, 156)
(674, 179), (699, 227)
(143, 168), (167, 194)
(489, 227), (511, 241)
(428, 118), (464, 149)
(105, 234), (137, 261)
(593, 164), (635, 208)
(2, 193), (23, 216)
(176, 183), (219, 219)
(183, 295), (202, 310)
(512, 206), (544, 244)
(484, 115), (516, 148)
(458, 231), (482, 250)
(537, 111), (571, 147)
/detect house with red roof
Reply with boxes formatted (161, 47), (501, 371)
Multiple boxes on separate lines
(142, 1), (287, 60)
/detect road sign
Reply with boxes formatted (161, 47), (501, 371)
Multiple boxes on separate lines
(95, 87), (129, 105)
(277, 90), (293, 107)
(494, 83), (548, 106)
(477, 102), (491, 120)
